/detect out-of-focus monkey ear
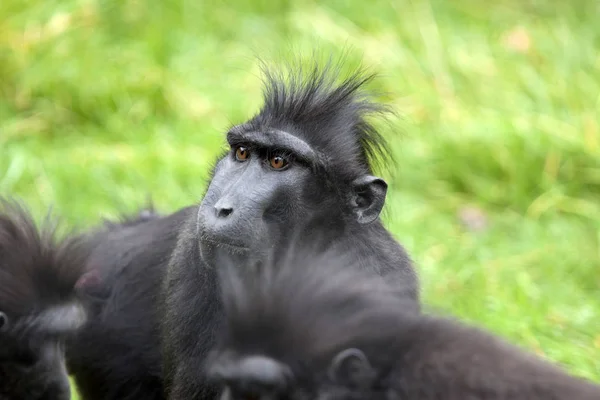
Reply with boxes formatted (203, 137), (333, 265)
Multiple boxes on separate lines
(75, 270), (102, 291)
(327, 348), (375, 387)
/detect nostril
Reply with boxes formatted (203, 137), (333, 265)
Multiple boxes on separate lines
(217, 207), (233, 218)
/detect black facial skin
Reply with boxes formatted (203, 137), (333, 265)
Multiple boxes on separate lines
(0, 198), (90, 400)
(65, 60), (419, 400)
(207, 227), (600, 400)
(196, 139), (312, 264)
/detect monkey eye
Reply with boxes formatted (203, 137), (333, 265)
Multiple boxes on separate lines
(0, 312), (8, 331)
(235, 146), (250, 162)
(268, 154), (290, 170)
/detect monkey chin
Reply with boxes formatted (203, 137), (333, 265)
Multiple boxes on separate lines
(196, 211), (268, 269)
(197, 233), (257, 271)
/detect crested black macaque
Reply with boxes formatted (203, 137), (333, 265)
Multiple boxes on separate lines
(66, 60), (419, 400)
(161, 61), (419, 399)
(0, 198), (91, 400)
(206, 231), (600, 400)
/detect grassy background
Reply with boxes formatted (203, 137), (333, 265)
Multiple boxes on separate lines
(1, 0), (599, 395)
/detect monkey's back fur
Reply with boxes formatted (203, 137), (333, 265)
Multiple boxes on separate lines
(212, 235), (600, 400)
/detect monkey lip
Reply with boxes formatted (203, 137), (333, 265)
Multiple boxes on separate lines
(200, 234), (250, 252)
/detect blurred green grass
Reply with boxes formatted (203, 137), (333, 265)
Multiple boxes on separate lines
(1, 0), (599, 394)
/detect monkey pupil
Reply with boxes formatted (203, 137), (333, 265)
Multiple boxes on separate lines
(271, 156), (285, 169)
(236, 147), (248, 161)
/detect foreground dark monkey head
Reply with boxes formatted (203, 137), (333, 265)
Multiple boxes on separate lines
(205, 226), (600, 400)
(204, 226), (403, 400)
(0, 199), (91, 400)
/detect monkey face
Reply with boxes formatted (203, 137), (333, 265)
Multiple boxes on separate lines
(196, 124), (389, 271)
(196, 130), (326, 268)
(206, 348), (377, 400)
(207, 354), (296, 400)
(0, 198), (92, 400)
(0, 303), (87, 400)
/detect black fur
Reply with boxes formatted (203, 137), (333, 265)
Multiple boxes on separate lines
(0, 198), (90, 400)
(66, 207), (190, 400)
(101, 201), (161, 231)
(207, 228), (600, 400)
(251, 60), (393, 180)
(66, 59), (418, 400)
(161, 59), (418, 399)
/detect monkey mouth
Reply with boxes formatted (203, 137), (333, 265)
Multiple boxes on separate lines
(196, 213), (251, 253)
(201, 235), (250, 253)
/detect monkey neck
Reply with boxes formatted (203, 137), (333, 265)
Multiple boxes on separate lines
(337, 220), (418, 302)
(343, 221), (401, 268)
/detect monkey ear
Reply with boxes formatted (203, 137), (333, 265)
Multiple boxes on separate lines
(327, 348), (374, 387)
(350, 176), (388, 225)
(75, 270), (101, 291)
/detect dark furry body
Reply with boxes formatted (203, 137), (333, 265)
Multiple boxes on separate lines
(67, 60), (419, 400)
(0, 198), (90, 400)
(66, 207), (189, 400)
(208, 236), (600, 400)
(161, 61), (418, 399)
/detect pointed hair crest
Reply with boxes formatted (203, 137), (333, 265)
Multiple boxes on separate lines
(246, 58), (396, 181)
